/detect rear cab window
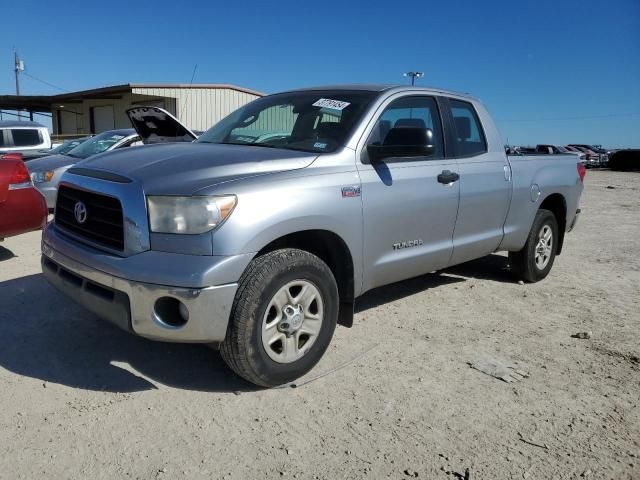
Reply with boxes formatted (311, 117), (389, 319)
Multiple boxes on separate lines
(449, 100), (487, 157)
(10, 128), (43, 147)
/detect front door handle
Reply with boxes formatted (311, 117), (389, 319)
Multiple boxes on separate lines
(437, 170), (460, 184)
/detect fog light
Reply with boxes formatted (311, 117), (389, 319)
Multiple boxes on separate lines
(154, 297), (189, 328)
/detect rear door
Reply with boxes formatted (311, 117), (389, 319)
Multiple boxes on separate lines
(356, 94), (460, 292)
(445, 98), (512, 265)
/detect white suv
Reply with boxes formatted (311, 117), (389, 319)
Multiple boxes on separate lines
(0, 121), (52, 160)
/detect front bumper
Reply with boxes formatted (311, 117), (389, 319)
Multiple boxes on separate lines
(33, 183), (57, 210)
(42, 239), (240, 343)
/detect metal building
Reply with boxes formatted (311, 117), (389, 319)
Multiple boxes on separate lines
(0, 83), (263, 137)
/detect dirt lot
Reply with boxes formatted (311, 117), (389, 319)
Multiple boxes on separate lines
(0, 170), (638, 480)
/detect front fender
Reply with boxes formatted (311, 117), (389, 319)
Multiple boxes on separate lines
(210, 168), (364, 288)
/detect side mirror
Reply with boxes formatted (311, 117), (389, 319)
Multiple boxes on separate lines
(367, 127), (435, 162)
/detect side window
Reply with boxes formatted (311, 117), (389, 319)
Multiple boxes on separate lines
(449, 100), (487, 157)
(367, 96), (444, 159)
(11, 129), (43, 147)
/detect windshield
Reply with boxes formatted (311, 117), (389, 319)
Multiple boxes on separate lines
(197, 90), (377, 153)
(67, 131), (129, 159)
(48, 137), (89, 155)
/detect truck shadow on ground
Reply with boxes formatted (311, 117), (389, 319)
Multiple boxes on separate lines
(355, 253), (514, 312)
(0, 254), (514, 394)
(444, 253), (514, 283)
(0, 273), (257, 394)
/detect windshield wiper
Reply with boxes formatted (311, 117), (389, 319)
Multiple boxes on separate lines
(200, 141), (281, 149)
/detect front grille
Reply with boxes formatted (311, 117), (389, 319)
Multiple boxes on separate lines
(55, 185), (124, 251)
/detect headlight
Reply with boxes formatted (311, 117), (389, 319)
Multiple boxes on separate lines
(32, 171), (55, 183)
(147, 195), (237, 234)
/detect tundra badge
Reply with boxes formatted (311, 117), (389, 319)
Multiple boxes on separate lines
(393, 239), (424, 250)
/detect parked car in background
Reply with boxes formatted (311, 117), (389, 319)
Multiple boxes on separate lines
(608, 149), (640, 171)
(43, 136), (93, 156)
(0, 121), (52, 160)
(568, 145), (606, 167)
(27, 129), (142, 210)
(510, 146), (537, 154)
(15, 136), (92, 161)
(41, 85), (584, 387)
(536, 144), (587, 163)
(28, 107), (197, 211)
(570, 144), (609, 166)
(536, 144), (567, 154)
(0, 153), (47, 241)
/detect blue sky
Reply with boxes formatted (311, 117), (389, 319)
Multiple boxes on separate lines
(2, 0), (639, 147)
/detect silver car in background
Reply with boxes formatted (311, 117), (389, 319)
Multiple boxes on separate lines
(28, 129), (141, 210)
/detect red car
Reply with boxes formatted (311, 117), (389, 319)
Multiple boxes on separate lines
(0, 153), (48, 240)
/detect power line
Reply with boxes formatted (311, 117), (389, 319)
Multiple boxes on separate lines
(21, 71), (70, 93)
(497, 112), (640, 123)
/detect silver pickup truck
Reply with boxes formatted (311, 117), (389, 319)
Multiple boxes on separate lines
(41, 85), (584, 387)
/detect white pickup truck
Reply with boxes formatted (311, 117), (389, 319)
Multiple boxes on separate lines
(42, 85), (584, 387)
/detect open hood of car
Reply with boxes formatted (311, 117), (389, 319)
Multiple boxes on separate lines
(126, 106), (197, 145)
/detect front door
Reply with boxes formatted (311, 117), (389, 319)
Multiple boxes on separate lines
(357, 95), (460, 292)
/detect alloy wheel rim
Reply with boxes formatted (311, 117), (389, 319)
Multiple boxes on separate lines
(534, 224), (553, 270)
(261, 280), (324, 363)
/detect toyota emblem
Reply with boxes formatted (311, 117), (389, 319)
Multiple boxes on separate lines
(74, 201), (88, 224)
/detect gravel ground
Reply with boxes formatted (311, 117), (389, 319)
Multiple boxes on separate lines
(0, 170), (638, 480)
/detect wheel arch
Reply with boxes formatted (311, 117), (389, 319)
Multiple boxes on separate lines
(255, 229), (356, 327)
(539, 193), (567, 254)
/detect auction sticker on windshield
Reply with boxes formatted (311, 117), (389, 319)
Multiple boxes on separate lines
(312, 98), (351, 111)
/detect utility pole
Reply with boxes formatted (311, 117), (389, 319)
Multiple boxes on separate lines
(14, 51), (24, 96)
(14, 51), (24, 121)
(403, 71), (424, 86)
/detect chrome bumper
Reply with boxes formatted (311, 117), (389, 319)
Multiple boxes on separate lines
(42, 244), (238, 343)
(34, 184), (57, 210)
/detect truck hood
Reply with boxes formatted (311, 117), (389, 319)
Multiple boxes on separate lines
(26, 154), (76, 173)
(75, 142), (318, 195)
(126, 106), (197, 144)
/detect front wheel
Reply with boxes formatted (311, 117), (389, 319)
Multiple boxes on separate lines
(220, 249), (338, 387)
(509, 209), (559, 283)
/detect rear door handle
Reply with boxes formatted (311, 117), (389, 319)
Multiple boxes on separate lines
(437, 170), (460, 184)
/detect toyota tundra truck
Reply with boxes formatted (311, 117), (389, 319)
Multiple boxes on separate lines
(41, 85), (584, 387)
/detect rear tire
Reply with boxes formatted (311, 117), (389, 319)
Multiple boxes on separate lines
(509, 209), (558, 283)
(220, 248), (338, 387)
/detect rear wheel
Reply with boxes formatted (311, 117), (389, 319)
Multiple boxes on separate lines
(220, 249), (338, 387)
(509, 209), (558, 283)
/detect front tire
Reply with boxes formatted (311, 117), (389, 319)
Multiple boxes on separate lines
(509, 209), (559, 283)
(220, 249), (338, 387)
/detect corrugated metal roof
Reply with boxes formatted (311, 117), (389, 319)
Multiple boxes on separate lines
(50, 83), (264, 101)
(0, 83), (264, 112)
